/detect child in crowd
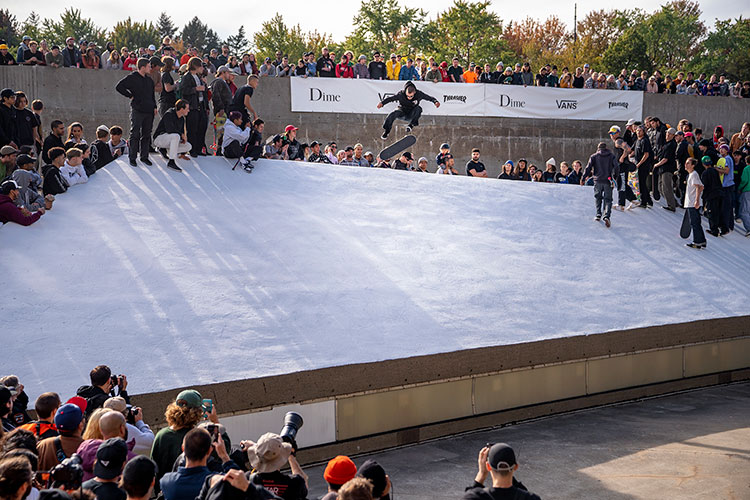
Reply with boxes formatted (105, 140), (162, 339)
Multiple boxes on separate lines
(42, 147), (69, 196)
(64, 122), (86, 149)
(60, 148), (89, 186)
(108, 126), (129, 158)
(91, 126), (115, 169)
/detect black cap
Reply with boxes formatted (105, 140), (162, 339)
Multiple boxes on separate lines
(357, 460), (387, 497)
(310, 141), (320, 147)
(1, 88), (15, 99)
(122, 456), (158, 490)
(93, 438), (128, 479)
(402, 152), (413, 160)
(16, 153), (34, 166)
(440, 143), (450, 150)
(344, 146), (354, 152)
(488, 443), (516, 471)
(38, 490), (73, 500)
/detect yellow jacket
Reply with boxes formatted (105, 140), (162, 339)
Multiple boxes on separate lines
(386, 59), (401, 80)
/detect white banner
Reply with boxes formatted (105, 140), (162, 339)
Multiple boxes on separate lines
(289, 78), (643, 122)
(484, 85), (643, 121)
(290, 78), (485, 116)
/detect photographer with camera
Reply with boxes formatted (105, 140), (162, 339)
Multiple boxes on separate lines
(160, 427), (237, 500)
(37, 404), (85, 472)
(81, 439), (128, 500)
(0, 455), (33, 500)
(102, 398), (153, 457)
(244, 433), (307, 500)
(462, 443), (540, 500)
(76, 367), (130, 420)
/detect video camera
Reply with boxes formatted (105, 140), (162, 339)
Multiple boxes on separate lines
(48, 454), (84, 490)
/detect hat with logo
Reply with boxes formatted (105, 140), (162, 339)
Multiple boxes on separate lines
(16, 154), (34, 166)
(66, 396), (88, 414)
(701, 155), (712, 165)
(245, 433), (293, 473)
(488, 443), (517, 471)
(546, 157), (556, 167)
(94, 438), (128, 479)
(284, 125), (298, 133)
(323, 455), (357, 485)
(608, 125), (621, 135)
(175, 389), (202, 408)
(54, 403), (83, 433)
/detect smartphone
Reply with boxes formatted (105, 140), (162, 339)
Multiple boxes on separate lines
(202, 399), (213, 416)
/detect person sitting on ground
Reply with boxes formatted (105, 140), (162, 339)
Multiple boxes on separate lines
(541, 158), (557, 183)
(76, 366), (130, 420)
(306, 142), (330, 164)
(108, 127), (128, 159)
(436, 153), (458, 175)
(81, 438), (128, 500)
(42, 147), (69, 196)
(222, 111), (252, 166)
(0, 180), (43, 226)
(78, 411), (137, 482)
(11, 155), (50, 212)
(320, 455), (357, 500)
(160, 427), (236, 500)
(462, 443), (540, 500)
(466, 149), (487, 177)
(153, 99), (191, 172)
(337, 478), (373, 500)
(36, 403), (85, 471)
(151, 390), (217, 488)
(17, 392), (60, 440)
(91, 126), (115, 170)
(120, 456), (158, 500)
(102, 397), (153, 457)
(356, 460), (391, 500)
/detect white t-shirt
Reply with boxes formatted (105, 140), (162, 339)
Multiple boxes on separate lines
(684, 170), (703, 208)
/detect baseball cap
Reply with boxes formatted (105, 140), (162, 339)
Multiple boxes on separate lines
(1, 88), (15, 99)
(97, 124), (109, 133)
(54, 403), (83, 433)
(598, 141), (607, 150)
(122, 456), (158, 489)
(0, 44), (7, 50)
(175, 389), (202, 408)
(684, 132), (694, 138)
(701, 155), (712, 165)
(310, 141), (320, 147)
(344, 146), (354, 152)
(440, 143), (450, 150)
(23, 35), (31, 41)
(364, 151), (373, 157)
(66, 396), (88, 414)
(148, 44), (156, 51)
(215, 65), (229, 76)
(103, 396), (128, 413)
(488, 443), (517, 471)
(16, 154), (34, 166)
(667, 127), (677, 135)
(402, 152), (413, 160)
(0, 179), (20, 193)
(584, 63), (590, 68)
(284, 125), (298, 133)
(608, 125), (621, 135)
(93, 438), (128, 479)
(324, 455), (357, 485)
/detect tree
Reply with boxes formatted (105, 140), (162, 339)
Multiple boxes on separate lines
(574, 10), (622, 67)
(20, 11), (41, 44)
(253, 14), (333, 60)
(344, 0), (433, 57)
(156, 12), (177, 41)
(645, 0), (705, 71)
(502, 16), (571, 69)
(691, 17), (750, 81)
(0, 9), (20, 49)
(181, 16), (221, 53)
(110, 18), (160, 52)
(41, 8), (105, 47)
(429, 1), (514, 66)
(226, 25), (250, 56)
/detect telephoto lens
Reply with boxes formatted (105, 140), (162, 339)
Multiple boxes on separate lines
(279, 411), (304, 444)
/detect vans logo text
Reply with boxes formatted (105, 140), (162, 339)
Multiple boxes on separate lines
(556, 99), (577, 109)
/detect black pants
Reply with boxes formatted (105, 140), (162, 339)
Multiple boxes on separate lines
(687, 207), (706, 244)
(651, 166), (661, 200)
(705, 197), (726, 233)
(129, 110), (154, 161)
(383, 106), (422, 134)
(225, 141), (262, 162)
(638, 164), (653, 206)
(186, 106), (208, 155)
(617, 172), (637, 206)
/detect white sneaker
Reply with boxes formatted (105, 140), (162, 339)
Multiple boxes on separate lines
(626, 201), (639, 210)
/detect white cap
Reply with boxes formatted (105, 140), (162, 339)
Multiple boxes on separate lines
(626, 119), (637, 126)
(97, 124), (109, 133)
(546, 157), (556, 167)
(148, 44), (156, 51)
(418, 157), (428, 164)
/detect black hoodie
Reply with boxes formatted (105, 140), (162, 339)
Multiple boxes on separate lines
(76, 385), (130, 418)
(380, 82), (438, 111)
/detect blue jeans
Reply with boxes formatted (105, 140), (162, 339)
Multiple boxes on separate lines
(739, 191), (750, 232)
(594, 183), (613, 219)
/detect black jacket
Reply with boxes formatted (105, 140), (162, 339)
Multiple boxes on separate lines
(76, 385), (130, 419)
(658, 139), (677, 174)
(211, 78), (232, 115)
(62, 46), (80, 67)
(0, 103), (18, 147)
(42, 164), (68, 196)
(380, 82), (438, 111)
(91, 139), (115, 169)
(179, 72), (208, 110)
(42, 133), (65, 163)
(701, 167), (722, 201)
(584, 148), (619, 184)
(116, 71), (157, 113)
(153, 109), (185, 138)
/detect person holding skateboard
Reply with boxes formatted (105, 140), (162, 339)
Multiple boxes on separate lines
(377, 81), (440, 139)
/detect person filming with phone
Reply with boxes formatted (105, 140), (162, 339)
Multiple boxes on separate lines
(76, 365), (131, 419)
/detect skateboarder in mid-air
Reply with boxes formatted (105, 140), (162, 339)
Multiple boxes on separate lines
(377, 81), (440, 139)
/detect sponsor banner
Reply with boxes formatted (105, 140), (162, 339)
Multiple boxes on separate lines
(290, 78), (485, 116)
(484, 85), (643, 121)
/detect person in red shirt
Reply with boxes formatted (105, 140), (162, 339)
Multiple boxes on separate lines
(123, 52), (138, 71)
(0, 179), (44, 226)
(336, 55), (353, 78)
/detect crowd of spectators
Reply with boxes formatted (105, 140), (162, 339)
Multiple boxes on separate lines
(2, 34), (749, 98)
(0, 370), (541, 499)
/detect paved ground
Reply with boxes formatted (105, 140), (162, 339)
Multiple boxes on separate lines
(304, 382), (750, 499)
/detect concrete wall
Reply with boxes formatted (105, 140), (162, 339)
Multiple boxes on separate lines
(2, 66), (749, 176)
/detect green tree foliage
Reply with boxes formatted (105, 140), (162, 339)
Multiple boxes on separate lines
(20, 12), (41, 43)
(345, 0), (433, 58)
(253, 14), (334, 60)
(110, 18), (160, 51)
(156, 12), (177, 41)
(573, 9), (622, 68)
(502, 16), (571, 69)
(226, 25), (250, 56)
(691, 17), (750, 81)
(41, 8), (105, 47)
(0, 9), (20, 48)
(181, 16), (221, 53)
(429, 1), (514, 67)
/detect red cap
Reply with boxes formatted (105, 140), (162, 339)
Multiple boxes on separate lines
(284, 125), (298, 133)
(66, 396), (88, 414)
(323, 455), (356, 485)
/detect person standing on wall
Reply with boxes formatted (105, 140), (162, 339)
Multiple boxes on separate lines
(115, 58), (157, 167)
(179, 57), (210, 157)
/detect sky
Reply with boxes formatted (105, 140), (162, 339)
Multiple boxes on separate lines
(6, 0), (749, 43)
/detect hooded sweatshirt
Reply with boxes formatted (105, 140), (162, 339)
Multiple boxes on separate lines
(0, 194), (42, 225)
(11, 169), (45, 211)
(584, 147), (619, 184)
(379, 81), (438, 111)
(60, 160), (88, 186)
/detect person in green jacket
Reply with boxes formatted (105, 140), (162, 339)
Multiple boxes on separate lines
(738, 157), (750, 236)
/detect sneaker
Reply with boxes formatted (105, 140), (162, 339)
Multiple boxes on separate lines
(190, 151), (198, 158)
(604, 217), (611, 228)
(167, 159), (182, 171)
(686, 243), (703, 249)
(159, 148), (168, 159)
(129, 159), (137, 167)
(707, 230), (720, 237)
(141, 158), (153, 166)
(719, 229), (730, 236)
(405, 126), (412, 133)
(243, 164), (254, 173)
(614, 205), (624, 211)
(662, 206), (676, 212)
(595, 215), (601, 221)
(381, 131), (388, 140)
(626, 201), (639, 210)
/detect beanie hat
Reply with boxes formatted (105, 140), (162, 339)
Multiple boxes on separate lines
(323, 455), (357, 485)
(357, 460), (387, 497)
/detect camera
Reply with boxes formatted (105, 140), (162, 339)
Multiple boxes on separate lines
(49, 454), (83, 490)
(279, 411), (304, 447)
